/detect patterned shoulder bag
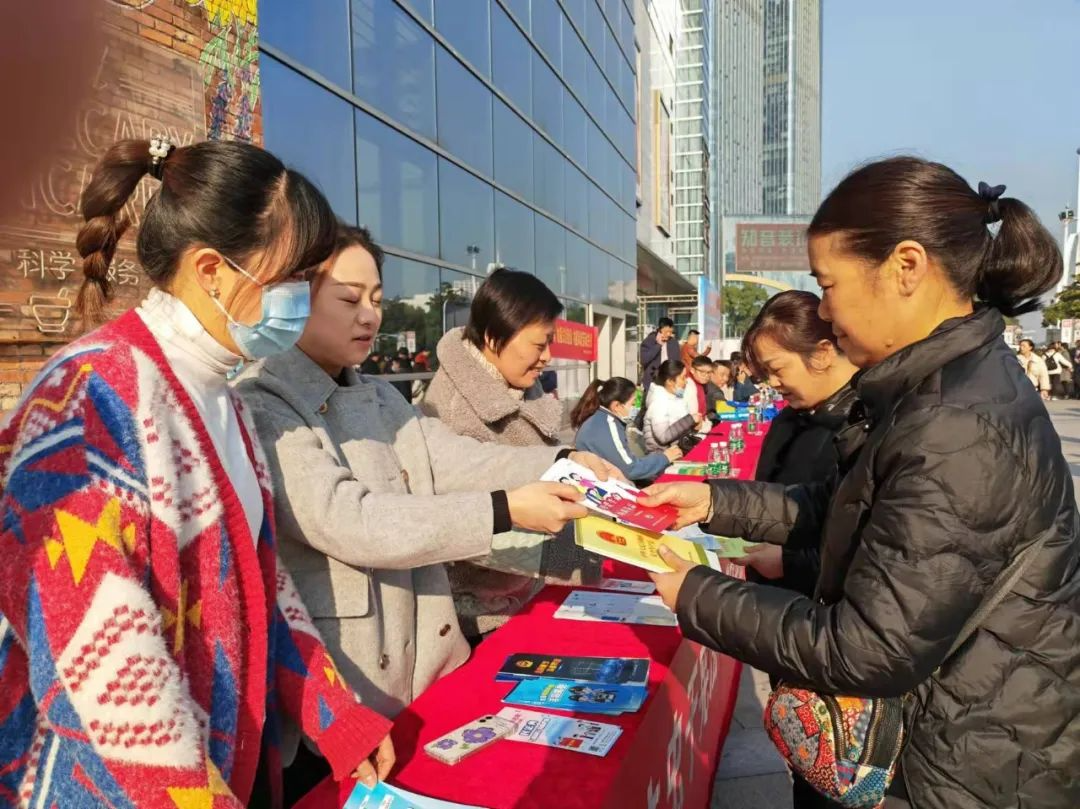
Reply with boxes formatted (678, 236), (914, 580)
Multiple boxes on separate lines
(763, 533), (1047, 808)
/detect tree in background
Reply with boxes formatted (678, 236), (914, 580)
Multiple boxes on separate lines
(1042, 282), (1080, 328)
(723, 282), (770, 337)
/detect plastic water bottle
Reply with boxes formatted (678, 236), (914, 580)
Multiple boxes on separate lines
(729, 422), (745, 453)
(707, 442), (731, 478)
(747, 404), (760, 435)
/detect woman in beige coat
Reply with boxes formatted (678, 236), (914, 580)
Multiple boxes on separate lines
(235, 228), (615, 782)
(422, 269), (603, 637)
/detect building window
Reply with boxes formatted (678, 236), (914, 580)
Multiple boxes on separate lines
(653, 90), (671, 235)
(533, 133), (566, 220)
(262, 0), (351, 90)
(436, 47), (493, 174)
(494, 191), (535, 273)
(531, 0), (563, 71)
(493, 99), (534, 198)
(491, 3), (532, 115)
(532, 52), (564, 144)
(355, 110), (439, 256)
(351, 0), (436, 139)
(438, 159), (495, 269)
(535, 214), (567, 295)
(433, 0), (491, 76)
(262, 56), (357, 223)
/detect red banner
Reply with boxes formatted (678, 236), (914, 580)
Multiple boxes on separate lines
(735, 222), (811, 273)
(551, 319), (598, 362)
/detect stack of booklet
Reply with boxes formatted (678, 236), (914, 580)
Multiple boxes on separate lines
(496, 654), (650, 716)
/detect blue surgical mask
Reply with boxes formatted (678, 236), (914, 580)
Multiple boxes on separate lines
(624, 405), (640, 424)
(212, 255), (311, 360)
(674, 386), (686, 399)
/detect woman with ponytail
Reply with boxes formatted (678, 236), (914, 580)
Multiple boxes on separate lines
(642, 157), (1079, 808)
(0, 139), (395, 808)
(571, 377), (682, 484)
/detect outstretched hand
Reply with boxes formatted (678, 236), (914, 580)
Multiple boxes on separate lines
(638, 482), (712, 529)
(648, 544), (699, 611)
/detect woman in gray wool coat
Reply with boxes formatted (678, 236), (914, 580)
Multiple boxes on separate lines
(234, 227), (619, 771)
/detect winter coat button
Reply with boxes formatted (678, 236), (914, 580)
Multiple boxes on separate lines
(317, 402), (329, 414)
(379, 654), (390, 669)
(439, 624), (452, 637)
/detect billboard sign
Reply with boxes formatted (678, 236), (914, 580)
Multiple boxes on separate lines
(735, 223), (810, 273)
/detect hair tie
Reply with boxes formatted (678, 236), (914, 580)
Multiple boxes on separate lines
(149, 136), (174, 181)
(977, 181), (1006, 225)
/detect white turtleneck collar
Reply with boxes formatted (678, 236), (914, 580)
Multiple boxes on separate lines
(137, 287), (241, 378)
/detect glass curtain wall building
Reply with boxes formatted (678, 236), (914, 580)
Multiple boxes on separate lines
(673, 0), (711, 282)
(258, 0), (638, 366)
(762, 0), (822, 216)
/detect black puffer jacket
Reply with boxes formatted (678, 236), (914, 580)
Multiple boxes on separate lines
(677, 309), (1080, 808)
(752, 383), (857, 598)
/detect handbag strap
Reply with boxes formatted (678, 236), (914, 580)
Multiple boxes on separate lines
(943, 533), (1048, 661)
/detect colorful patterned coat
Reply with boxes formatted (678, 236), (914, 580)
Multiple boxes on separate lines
(0, 311), (391, 808)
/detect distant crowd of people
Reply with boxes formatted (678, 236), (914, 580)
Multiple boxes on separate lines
(1017, 338), (1078, 399)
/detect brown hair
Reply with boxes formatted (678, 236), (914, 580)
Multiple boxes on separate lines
(808, 156), (1061, 316)
(76, 139), (338, 323)
(463, 268), (563, 353)
(311, 223), (386, 295)
(570, 377), (636, 428)
(742, 290), (836, 377)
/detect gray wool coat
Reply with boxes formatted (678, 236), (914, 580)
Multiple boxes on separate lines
(233, 346), (560, 738)
(422, 328), (602, 634)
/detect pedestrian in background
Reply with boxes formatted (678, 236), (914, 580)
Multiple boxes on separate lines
(1019, 338), (1051, 399)
(681, 328), (711, 366)
(639, 316), (680, 395)
(1050, 341), (1073, 398)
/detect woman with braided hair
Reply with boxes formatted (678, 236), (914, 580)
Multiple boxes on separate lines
(0, 138), (394, 808)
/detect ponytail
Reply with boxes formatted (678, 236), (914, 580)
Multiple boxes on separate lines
(75, 138), (338, 326)
(570, 377), (638, 428)
(571, 380), (604, 429)
(977, 196), (1062, 316)
(76, 140), (156, 322)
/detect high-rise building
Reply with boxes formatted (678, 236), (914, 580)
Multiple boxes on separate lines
(673, 0), (712, 281)
(634, 0), (688, 296)
(762, 0), (822, 215)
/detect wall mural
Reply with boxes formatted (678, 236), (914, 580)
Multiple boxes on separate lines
(0, 0), (260, 359)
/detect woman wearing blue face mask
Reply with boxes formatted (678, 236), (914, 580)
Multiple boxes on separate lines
(643, 360), (706, 452)
(571, 377), (683, 485)
(0, 138), (395, 809)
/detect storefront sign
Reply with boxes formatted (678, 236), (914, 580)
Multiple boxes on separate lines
(551, 319), (598, 362)
(735, 223), (810, 273)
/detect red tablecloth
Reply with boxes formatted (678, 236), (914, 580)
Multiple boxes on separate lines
(296, 420), (771, 809)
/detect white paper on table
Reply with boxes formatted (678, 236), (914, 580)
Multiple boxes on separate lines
(553, 590), (677, 627)
(496, 707), (622, 757)
(345, 782), (488, 809)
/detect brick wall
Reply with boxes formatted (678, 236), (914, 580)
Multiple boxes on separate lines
(0, 0), (261, 410)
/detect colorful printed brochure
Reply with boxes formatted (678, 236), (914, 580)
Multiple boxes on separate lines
(671, 525), (759, 557)
(495, 653), (650, 688)
(502, 677), (648, 715)
(541, 458), (678, 532)
(553, 590), (677, 627)
(497, 707), (623, 757)
(574, 515), (722, 574)
(344, 782), (487, 809)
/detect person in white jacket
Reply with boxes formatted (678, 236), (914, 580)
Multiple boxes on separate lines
(644, 359), (706, 451)
(1049, 341), (1073, 399)
(1018, 339), (1050, 399)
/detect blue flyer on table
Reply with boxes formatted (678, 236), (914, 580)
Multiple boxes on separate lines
(502, 677), (648, 715)
(344, 781), (487, 809)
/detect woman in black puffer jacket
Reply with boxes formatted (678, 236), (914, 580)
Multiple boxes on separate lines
(644, 157), (1080, 809)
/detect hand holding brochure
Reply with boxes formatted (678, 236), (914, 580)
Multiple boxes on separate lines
(574, 515), (723, 573)
(541, 458), (678, 532)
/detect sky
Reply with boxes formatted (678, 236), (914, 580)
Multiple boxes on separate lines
(821, 0), (1080, 336)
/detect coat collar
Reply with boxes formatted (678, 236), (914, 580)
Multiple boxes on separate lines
(435, 327), (562, 437)
(853, 307), (1005, 421)
(257, 345), (372, 414)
